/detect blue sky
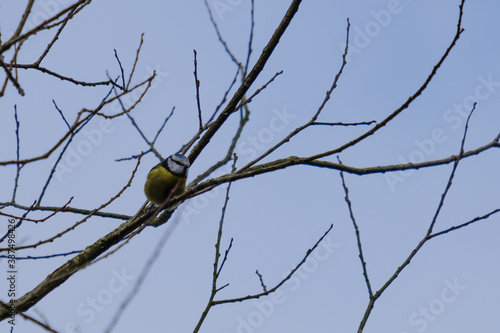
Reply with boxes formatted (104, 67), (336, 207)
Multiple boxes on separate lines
(1, 0), (500, 332)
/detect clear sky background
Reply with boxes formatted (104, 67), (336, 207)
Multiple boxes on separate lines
(1, 0), (500, 332)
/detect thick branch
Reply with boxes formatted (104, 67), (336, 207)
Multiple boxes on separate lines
(188, 0), (303, 164)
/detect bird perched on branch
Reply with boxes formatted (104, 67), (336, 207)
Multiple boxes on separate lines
(144, 153), (190, 206)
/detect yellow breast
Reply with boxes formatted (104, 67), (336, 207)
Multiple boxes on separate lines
(144, 165), (187, 205)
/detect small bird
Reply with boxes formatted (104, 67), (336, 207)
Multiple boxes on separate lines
(144, 153), (190, 206)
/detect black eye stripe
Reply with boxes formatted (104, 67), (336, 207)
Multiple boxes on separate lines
(163, 154), (189, 178)
(172, 160), (188, 167)
(170, 154), (190, 167)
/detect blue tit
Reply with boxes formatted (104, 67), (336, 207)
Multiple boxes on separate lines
(144, 153), (190, 206)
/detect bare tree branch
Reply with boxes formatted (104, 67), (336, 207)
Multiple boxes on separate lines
(0, 57), (25, 96)
(11, 0), (36, 42)
(357, 97), (475, 333)
(10, 63), (115, 87)
(339, 157), (373, 298)
(0, 75), (155, 166)
(237, 18), (351, 173)
(0, 157), (143, 320)
(235, 70), (283, 110)
(211, 224), (333, 305)
(310, 0), (466, 163)
(0, 202), (130, 221)
(104, 208), (183, 333)
(188, 0), (304, 164)
(34, 7), (75, 66)
(0, 0), (92, 54)
(193, 49), (204, 130)
(193, 156), (237, 333)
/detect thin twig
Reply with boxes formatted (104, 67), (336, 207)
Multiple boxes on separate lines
(308, 1), (466, 164)
(0, 57), (25, 96)
(243, 0), (256, 76)
(1, 0), (91, 54)
(311, 121), (376, 127)
(35, 7), (76, 65)
(426, 103), (476, 235)
(216, 238), (233, 278)
(0, 202), (130, 220)
(205, 67), (240, 126)
(429, 207), (500, 239)
(124, 109), (162, 160)
(11, 0), (36, 41)
(19, 312), (58, 333)
(152, 106), (176, 144)
(52, 100), (70, 129)
(212, 224), (334, 305)
(109, 74), (162, 160)
(0, 197), (73, 225)
(203, 0), (242, 68)
(0, 301), (59, 332)
(114, 49), (126, 90)
(194, 49), (204, 130)
(30, 309), (56, 333)
(188, 0), (305, 165)
(235, 70), (283, 109)
(0, 75), (154, 166)
(126, 33), (145, 90)
(104, 207), (184, 333)
(37, 83), (117, 205)
(191, 107), (249, 185)
(237, 18), (351, 173)
(356, 95), (474, 333)
(338, 157), (372, 297)
(0, 201), (36, 243)
(193, 156), (237, 333)
(0, 156), (141, 253)
(256, 270), (268, 292)
(11, 106), (22, 202)
(12, 63), (115, 87)
(0, 250), (81, 261)
(0, 159), (151, 320)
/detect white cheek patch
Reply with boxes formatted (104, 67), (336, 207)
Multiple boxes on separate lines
(167, 158), (188, 177)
